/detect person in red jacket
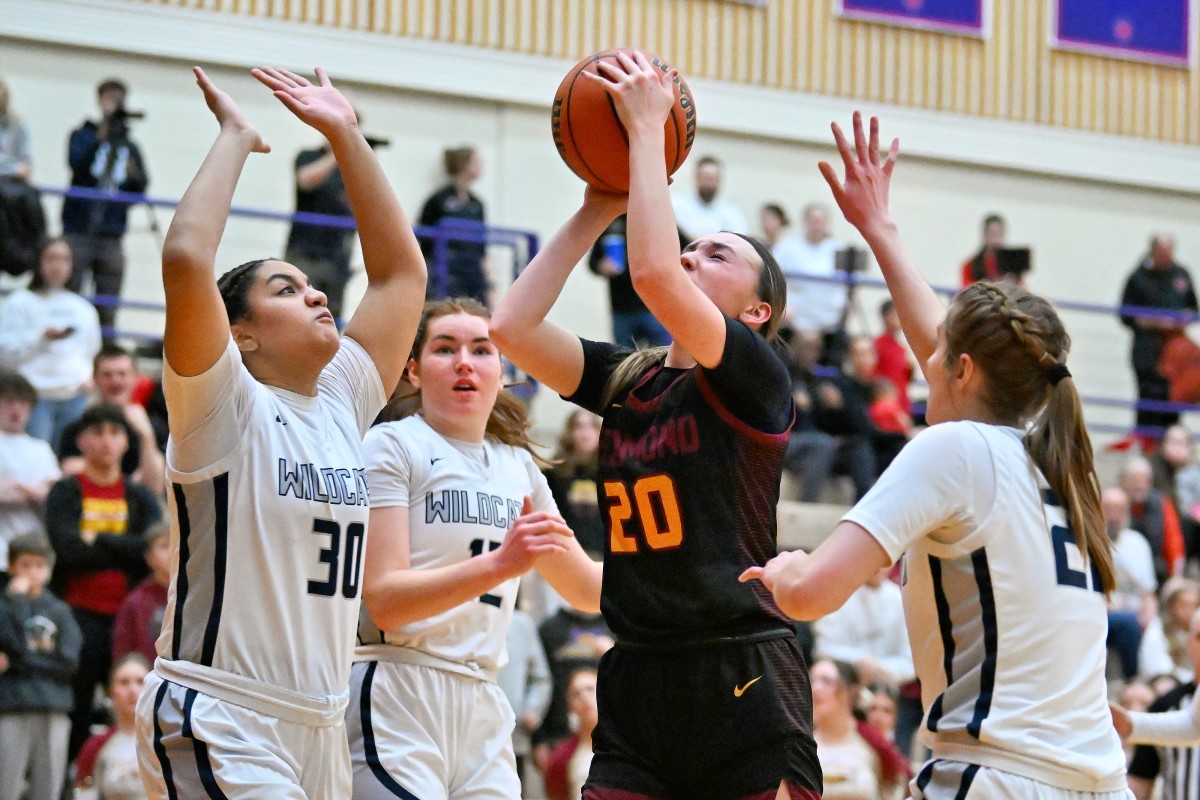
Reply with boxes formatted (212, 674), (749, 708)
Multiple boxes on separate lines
(872, 299), (914, 413)
(110, 521), (169, 664)
(543, 668), (599, 800)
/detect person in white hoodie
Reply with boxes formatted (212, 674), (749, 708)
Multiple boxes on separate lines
(0, 237), (101, 449)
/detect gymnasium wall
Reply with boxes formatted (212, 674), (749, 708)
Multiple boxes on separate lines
(3, 0), (1200, 443)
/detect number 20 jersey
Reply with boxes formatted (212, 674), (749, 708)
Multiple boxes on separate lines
(568, 328), (795, 644)
(155, 338), (385, 704)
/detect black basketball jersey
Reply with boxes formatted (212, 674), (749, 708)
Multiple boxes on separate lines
(567, 317), (795, 642)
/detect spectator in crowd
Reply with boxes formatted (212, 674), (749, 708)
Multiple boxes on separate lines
(1140, 577), (1200, 683)
(0, 238), (101, 449)
(959, 212), (1007, 287)
(58, 344), (165, 497)
(809, 658), (888, 800)
(418, 145), (489, 304)
(782, 328), (838, 502)
(542, 668), (599, 800)
(1119, 232), (1198, 440)
(586, 214), (677, 348)
(543, 409), (604, 556)
(0, 78), (31, 180)
(873, 299), (914, 413)
(61, 78), (149, 333)
(865, 682), (899, 742)
(44, 402), (160, 758)
(1152, 425), (1200, 563)
(867, 378), (913, 440)
(72, 653), (148, 800)
(535, 606), (613, 760)
(1122, 456), (1187, 586)
(1125, 607), (1200, 799)
(760, 202), (789, 249)
(498, 607), (553, 797)
(1104, 487), (1160, 682)
(109, 521), (169, 665)
(775, 203), (848, 360)
(670, 154), (748, 240)
(0, 373), (60, 578)
(0, 534), (82, 800)
(283, 136), (356, 321)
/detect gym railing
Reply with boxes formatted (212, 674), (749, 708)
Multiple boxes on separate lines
(11, 185), (1195, 436)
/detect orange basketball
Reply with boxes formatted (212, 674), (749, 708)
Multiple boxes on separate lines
(551, 49), (696, 192)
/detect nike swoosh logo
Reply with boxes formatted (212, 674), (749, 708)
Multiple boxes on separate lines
(733, 675), (763, 698)
(430, 457), (444, 465)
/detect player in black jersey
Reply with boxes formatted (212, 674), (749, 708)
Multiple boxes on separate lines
(491, 52), (820, 800)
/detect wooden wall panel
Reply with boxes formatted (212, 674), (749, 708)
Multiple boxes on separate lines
(132, 0), (1200, 145)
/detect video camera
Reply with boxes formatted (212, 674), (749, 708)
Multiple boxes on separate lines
(105, 105), (145, 141)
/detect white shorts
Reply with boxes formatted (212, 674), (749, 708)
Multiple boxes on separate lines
(135, 671), (351, 800)
(346, 659), (519, 800)
(910, 759), (1135, 800)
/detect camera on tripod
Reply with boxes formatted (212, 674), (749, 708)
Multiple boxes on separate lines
(105, 105), (145, 142)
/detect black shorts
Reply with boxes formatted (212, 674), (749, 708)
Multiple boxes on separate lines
(583, 632), (822, 800)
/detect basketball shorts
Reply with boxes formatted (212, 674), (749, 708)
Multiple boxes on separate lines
(346, 659), (519, 800)
(583, 632), (822, 800)
(135, 671), (351, 800)
(911, 759), (1135, 800)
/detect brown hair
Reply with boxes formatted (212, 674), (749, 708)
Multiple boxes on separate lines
(601, 232), (786, 407)
(944, 281), (1114, 592)
(379, 298), (548, 466)
(443, 146), (476, 178)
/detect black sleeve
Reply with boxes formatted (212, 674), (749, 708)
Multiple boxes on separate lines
(44, 478), (117, 572)
(562, 338), (633, 416)
(1185, 269), (1199, 313)
(700, 317), (794, 435)
(1127, 742), (1160, 781)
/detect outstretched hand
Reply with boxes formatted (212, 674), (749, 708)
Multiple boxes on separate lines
(738, 549), (809, 594)
(585, 51), (676, 134)
(818, 111), (899, 236)
(582, 184), (629, 221)
(252, 66), (358, 141)
(193, 67), (270, 154)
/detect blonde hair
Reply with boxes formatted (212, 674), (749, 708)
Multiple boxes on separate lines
(945, 282), (1115, 592)
(379, 298), (548, 466)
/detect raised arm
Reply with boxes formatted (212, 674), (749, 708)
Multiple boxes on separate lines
(162, 68), (270, 377)
(252, 67), (425, 395)
(819, 112), (944, 372)
(594, 52), (732, 368)
(489, 188), (625, 397)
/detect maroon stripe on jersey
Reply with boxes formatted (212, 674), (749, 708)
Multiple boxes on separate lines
(694, 370), (793, 445)
(624, 365), (689, 414)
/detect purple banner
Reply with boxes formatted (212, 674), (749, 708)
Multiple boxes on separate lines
(837, 0), (985, 36)
(1054, 0), (1190, 66)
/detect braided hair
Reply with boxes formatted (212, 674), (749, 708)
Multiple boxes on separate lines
(945, 281), (1114, 592)
(217, 259), (272, 324)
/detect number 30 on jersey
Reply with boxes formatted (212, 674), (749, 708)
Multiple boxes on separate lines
(604, 475), (684, 553)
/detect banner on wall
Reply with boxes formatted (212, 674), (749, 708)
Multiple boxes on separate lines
(1053, 0), (1190, 66)
(836, 0), (986, 37)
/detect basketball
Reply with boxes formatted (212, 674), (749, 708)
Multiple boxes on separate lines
(551, 49), (697, 192)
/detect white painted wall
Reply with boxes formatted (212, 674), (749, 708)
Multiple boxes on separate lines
(4, 5), (1200, 445)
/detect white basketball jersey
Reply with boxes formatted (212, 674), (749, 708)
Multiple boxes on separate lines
(844, 421), (1126, 793)
(355, 415), (556, 678)
(155, 337), (385, 704)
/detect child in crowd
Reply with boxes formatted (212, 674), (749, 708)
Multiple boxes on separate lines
(110, 521), (170, 664)
(74, 653), (150, 800)
(0, 534), (83, 800)
(0, 372), (61, 582)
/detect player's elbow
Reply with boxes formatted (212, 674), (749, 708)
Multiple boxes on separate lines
(361, 587), (402, 632)
(488, 314), (519, 350)
(774, 577), (839, 622)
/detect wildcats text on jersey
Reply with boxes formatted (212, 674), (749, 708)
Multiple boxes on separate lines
(600, 413), (700, 466)
(425, 490), (523, 529)
(277, 458), (369, 506)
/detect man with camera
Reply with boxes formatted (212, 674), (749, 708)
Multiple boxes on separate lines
(61, 78), (149, 334)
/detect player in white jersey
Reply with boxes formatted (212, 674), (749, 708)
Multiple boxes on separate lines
(347, 298), (603, 800)
(742, 113), (1132, 799)
(133, 67), (425, 799)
